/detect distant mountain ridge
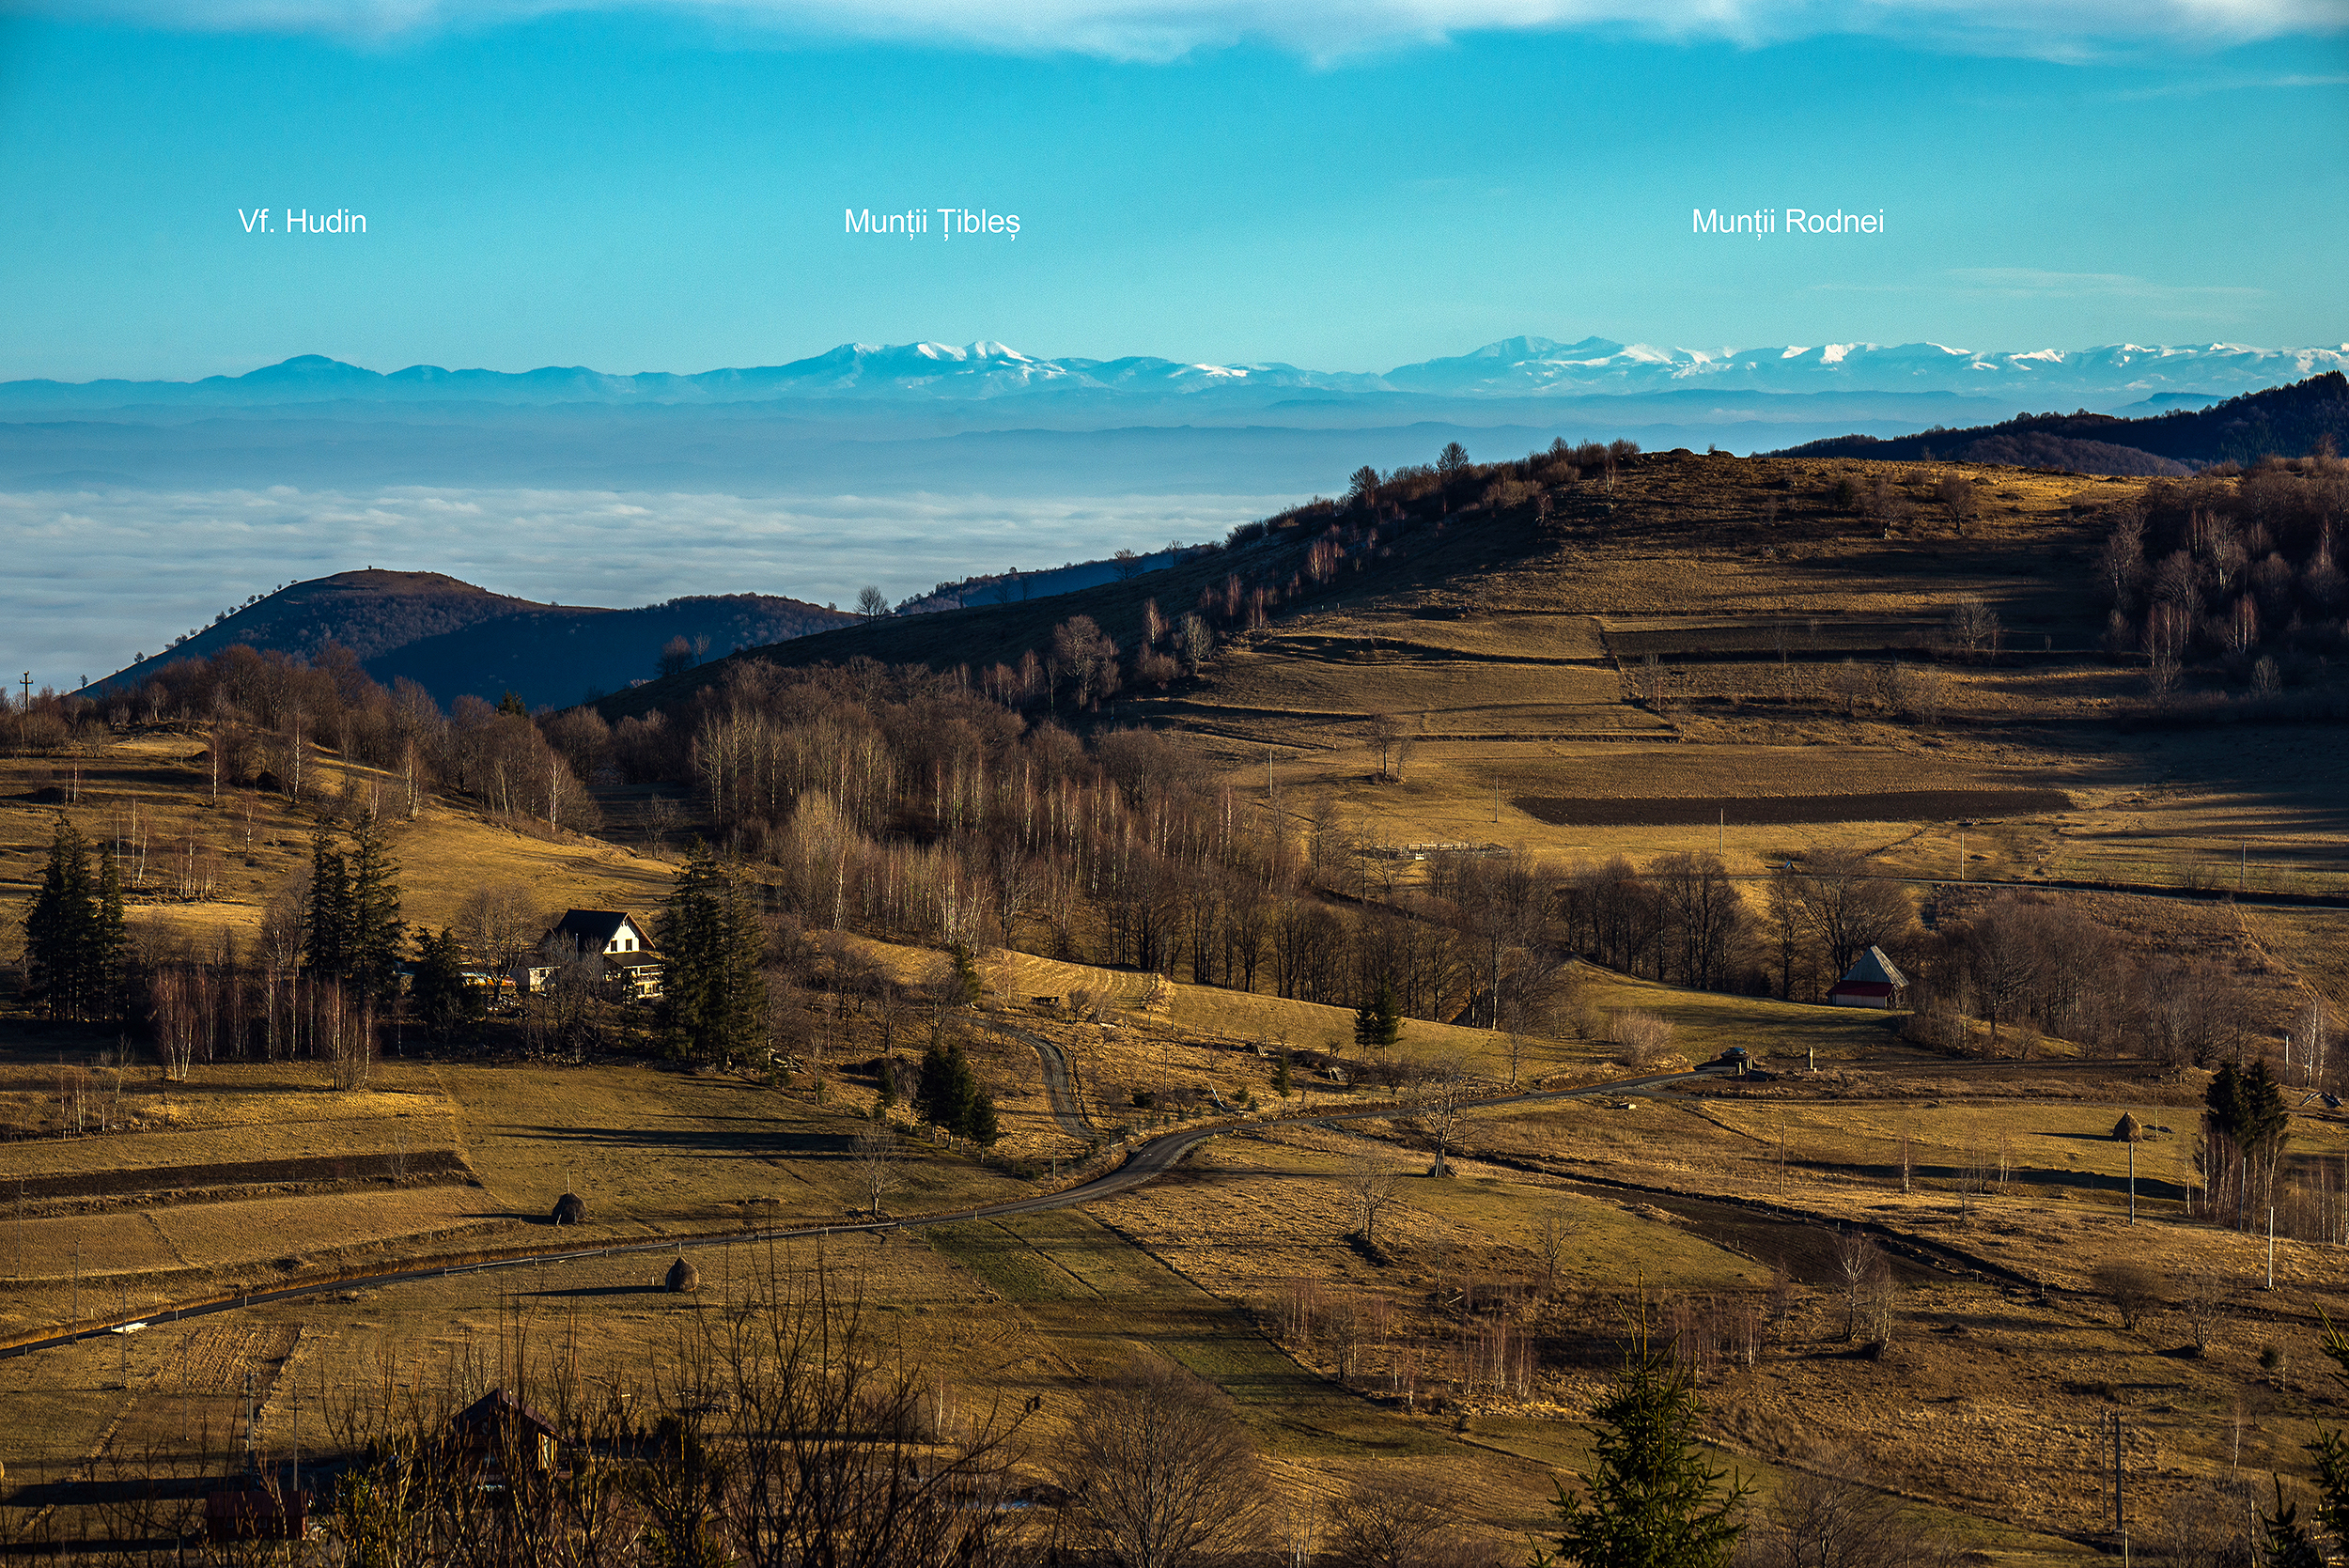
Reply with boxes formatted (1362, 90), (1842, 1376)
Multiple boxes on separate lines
(10, 335), (2346, 415)
(1768, 370), (2349, 473)
(91, 569), (857, 710)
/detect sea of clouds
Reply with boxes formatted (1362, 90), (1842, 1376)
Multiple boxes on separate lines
(5, 485), (1292, 689)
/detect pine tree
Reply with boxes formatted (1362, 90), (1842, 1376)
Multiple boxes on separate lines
(1272, 1048), (1292, 1098)
(946, 942), (984, 1007)
(959, 1084), (1000, 1147)
(656, 840), (768, 1063)
(1353, 981), (1401, 1059)
(411, 926), (480, 1041)
(496, 691), (528, 717)
(917, 1036), (975, 1131)
(344, 813), (405, 1013)
(1536, 1327), (1750, 1568)
(304, 828), (351, 981)
(24, 816), (100, 1020)
(94, 849), (125, 1018)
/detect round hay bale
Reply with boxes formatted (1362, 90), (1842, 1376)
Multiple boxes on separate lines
(2112, 1112), (2143, 1143)
(552, 1191), (586, 1226)
(665, 1257), (700, 1294)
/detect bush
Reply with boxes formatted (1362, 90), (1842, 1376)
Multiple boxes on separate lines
(2092, 1260), (2160, 1330)
(1612, 1010), (1675, 1067)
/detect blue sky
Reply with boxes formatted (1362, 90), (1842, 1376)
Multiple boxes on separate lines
(1, 2), (2344, 380)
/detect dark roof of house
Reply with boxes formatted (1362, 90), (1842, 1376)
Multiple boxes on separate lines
(1834, 945), (1906, 989)
(546, 909), (640, 951)
(453, 1388), (560, 1439)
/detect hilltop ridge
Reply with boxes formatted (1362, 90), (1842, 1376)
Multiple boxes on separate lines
(93, 569), (855, 710)
(1772, 369), (2349, 473)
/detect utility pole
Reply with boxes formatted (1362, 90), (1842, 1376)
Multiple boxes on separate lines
(2128, 1136), (2137, 1224)
(2112, 1410), (2124, 1537)
(2268, 1204), (2278, 1290)
(17, 672), (29, 712)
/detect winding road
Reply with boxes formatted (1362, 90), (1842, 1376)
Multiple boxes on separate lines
(0, 1065), (1725, 1362)
(1003, 1023), (1095, 1140)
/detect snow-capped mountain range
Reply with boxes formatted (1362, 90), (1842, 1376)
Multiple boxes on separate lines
(7, 335), (2343, 413)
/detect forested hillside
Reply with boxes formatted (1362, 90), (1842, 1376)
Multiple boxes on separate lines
(91, 570), (854, 709)
(1773, 369), (2349, 473)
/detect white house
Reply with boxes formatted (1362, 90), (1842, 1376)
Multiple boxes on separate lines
(515, 909), (664, 1000)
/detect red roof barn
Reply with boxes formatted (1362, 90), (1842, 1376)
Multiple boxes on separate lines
(1828, 946), (1906, 1009)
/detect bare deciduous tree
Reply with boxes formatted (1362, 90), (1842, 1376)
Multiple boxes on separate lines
(1328, 1479), (1498, 1568)
(2180, 1266), (2228, 1356)
(1946, 595), (2001, 661)
(1408, 1054), (1472, 1176)
(458, 881), (541, 986)
(848, 1124), (902, 1219)
(1064, 1359), (1269, 1568)
(1532, 1205), (1573, 1296)
(1736, 1462), (1966, 1568)
(1346, 1153), (1405, 1250)
(1832, 1231), (1888, 1343)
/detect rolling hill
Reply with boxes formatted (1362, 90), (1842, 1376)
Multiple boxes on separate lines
(90, 569), (857, 710)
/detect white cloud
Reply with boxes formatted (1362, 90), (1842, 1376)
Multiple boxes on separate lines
(1, 484), (1288, 686)
(59, 0), (2349, 58)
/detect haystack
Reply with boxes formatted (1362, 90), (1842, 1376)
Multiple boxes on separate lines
(665, 1256), (701, 1293)
(2112, 1112), (2143, 1142)
(552, 1192), (586, 1225)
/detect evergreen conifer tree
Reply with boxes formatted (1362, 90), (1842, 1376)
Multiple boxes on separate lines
(1353, 982), (1402, 1058)
(24, 816), (100, 1020)
(917, 1036), (976, 1131)
(959, 1084), (1000, 1147)
(1536, 1325), (1750, 1568)
(94, 849), (125, 1017)
(304, 828), (352, 981)
(656, 840), (768, 1062)
(946, 942), (984, 1007)
(345, 813), (405, 1013)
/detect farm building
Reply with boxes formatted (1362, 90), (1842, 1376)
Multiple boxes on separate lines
(452, 1388), (569, 1486)
(1827, 946), (1907, 1009)
(513, 909), (664, 999)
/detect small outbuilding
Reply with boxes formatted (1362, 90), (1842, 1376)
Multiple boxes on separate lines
(1827, 946), (1907, 1009)
(452, 1388), (568, 1486)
